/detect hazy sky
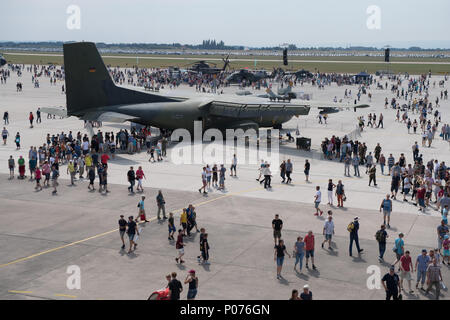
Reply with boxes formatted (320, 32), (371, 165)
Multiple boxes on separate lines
(1, 0), (449, 48)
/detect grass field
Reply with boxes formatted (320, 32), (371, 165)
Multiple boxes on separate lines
(3, 52), (450, 75)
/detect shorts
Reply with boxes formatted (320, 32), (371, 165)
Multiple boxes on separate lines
(325, 234), (332, 240)
(273, 230), (281, 239)
(127, 233), (135, 241)
(304, 170), (310, 175)
(2, 135), (6, 140)
(119, 230), (125, 237)
(276, 256), (284, 266)
(36, 178), (41, 183)
(306, 250), (314, 258)
(314, 201), (320, 209)
(403, 188), (410, 195)
(391, 185), (399, 192)
(181, 222), (187, 230)
(207, 176), (211, 183)
(418, 198), (425, 208)
(187, 289), (197, 299)
(443, 249), (450, 257)
(400, 271), (412, 281)
(383, 210), (391, 217)
(425, 191), (432, 199)
(231, 164), (236, 170)
(178, 248), (184, 255)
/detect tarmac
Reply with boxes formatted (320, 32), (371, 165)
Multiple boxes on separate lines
(0, 67), (449, 299)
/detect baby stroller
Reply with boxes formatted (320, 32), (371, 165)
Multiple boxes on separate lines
(147, 287), (169, 300)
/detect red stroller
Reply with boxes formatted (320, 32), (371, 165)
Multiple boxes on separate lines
(147, 287), (169, 300)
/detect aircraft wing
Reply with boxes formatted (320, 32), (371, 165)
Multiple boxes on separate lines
(204, 100), (369, 118)
(205, 101), (311, 118)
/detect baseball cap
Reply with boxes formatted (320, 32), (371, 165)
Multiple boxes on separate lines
(390, 265), (395, 271)
(189, 270), (195, 274)
(354, 216), (359, 221)
(303, 284), (309, 289)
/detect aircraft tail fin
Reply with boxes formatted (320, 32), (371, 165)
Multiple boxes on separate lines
(63, 42), (175, 117)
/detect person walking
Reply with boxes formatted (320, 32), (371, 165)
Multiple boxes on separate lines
(67, 160), (76, 185)
(352, 155), (360, 177)
(272, 214), (283, 247)
(51, 164), (59, 195)
(375, 224), (388, 262)
(393, 233), (405, 267)
(322, 215), (335, 250)
(126, 215), (139, 254)
(168, 212), (176, 241)
(368, 165), (377, 186)
(348, 217), (363, 256)
(327, 179), (336, 205)
(314, 186), (323, 216)
(425, 258), (442, 299)
(415, 249), (430, 291)
(280, 160), (286, 183)
(304, 230), (317, 270)
(175, 229), (185, 264)
(118, 215), (127, 250)
(274, 239), (291, 279)
(300, 285), (312, 300)
(136, 166), (146, 192)
(380, 194), (393, 228)
(127, 166), (136, 193)
(230, 154), (237, 177)
(200, 233), (210, 265)
(304, 159), (310, 182)
(156, 190), (167, 220)
(382, 266), (401, 300)
(137, 196), (149, 223)
(344, 155), (351, 176)
(336, 180), (345, 207)
(199, 167), (208, 194)
(88, 166), (95, 190)
(34, 166), (42, 191)
(397, 251), (414, 294)
(293, 236), (305, 273)
(8, 155), (15, 179)
(168, 272), (183, 301)
(2, 127), (8, 145)
(184, 270), (198, 300)
(285, 159), (293, 184)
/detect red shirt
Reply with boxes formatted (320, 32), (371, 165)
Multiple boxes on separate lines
(136, 169), (144, 179)
(400, 255), (412, 272)
(417, 188), (426, 199)
(304, 234), (315, 251)
(35, 168), (41, 179)
(101, 154), (109, 164)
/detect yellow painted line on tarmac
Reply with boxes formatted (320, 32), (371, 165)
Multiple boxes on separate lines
(8, 290), (33, 294)
(54, 293), (77, 298)
(0, 186), (264, 269)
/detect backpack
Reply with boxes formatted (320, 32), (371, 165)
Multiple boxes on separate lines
(375, 230), (385, 242)
(347, 222), (354, 232)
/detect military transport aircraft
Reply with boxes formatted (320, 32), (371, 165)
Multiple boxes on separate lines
(44, 42), (369, 133)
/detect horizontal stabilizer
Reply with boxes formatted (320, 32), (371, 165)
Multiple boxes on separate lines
(82, 111), (139, 123)
(40, 107), (67, 118)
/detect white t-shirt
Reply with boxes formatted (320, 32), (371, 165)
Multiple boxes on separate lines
(315, 190), (322, 202)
